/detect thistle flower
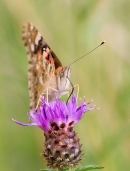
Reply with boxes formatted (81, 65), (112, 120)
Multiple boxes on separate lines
(13, 95), (96, 169)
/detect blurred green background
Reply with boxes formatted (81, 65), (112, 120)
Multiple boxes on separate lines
(0, 0), (130, 171)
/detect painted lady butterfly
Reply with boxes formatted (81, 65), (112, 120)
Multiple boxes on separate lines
(22, 23), (71, 109)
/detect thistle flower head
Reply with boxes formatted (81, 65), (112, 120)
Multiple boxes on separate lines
(13, 95), (96, 169)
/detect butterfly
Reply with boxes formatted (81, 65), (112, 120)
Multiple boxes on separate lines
(22, 23), (71, 109)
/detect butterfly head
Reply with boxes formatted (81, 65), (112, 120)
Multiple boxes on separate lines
(55, 66), (71, 93)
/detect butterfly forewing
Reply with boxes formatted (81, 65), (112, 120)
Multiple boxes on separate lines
(22, 23), (70, 109)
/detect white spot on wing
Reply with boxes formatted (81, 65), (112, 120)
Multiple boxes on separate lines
(30, 25), (34, 31)
(30, 102), (34, 107)
(39, 76), (43, 85)
(31, 43), (34, 52)
(28, 71), (32, 78)
(28, 38), (31, 43)
(36, 64), (39, 70)
(35, 32), (41, 45)
(28, 53), (31, 60)
(25, 46), (29, 53)
(28, 81), (31, 89)
(46, 47), (50, 53)
(22, 32), (27, 38)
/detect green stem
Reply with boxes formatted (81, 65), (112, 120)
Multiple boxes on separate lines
(58, 168), (70, 171)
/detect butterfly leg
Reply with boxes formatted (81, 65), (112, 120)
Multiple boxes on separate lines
(73, 84), (79, 98)
(35, 86), (59, 109)
(46, 86), (71, 103)
(35, 94), (44, 110)
(35, 84), (79, 108)
(47, 84), (79, 103)
(46, 86), (59, 103)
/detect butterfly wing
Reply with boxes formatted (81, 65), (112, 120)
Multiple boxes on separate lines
(22, 22), (62, 109)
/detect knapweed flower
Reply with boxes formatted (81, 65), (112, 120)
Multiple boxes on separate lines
(13, 95), (96, 169)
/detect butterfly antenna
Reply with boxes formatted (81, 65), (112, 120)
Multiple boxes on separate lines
(68, 41), (106, 66)
(66, 77), (74, 104)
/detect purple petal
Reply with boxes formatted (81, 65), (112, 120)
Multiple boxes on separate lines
(12, 118), (37, 127)
(12, 94), (97, 132)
